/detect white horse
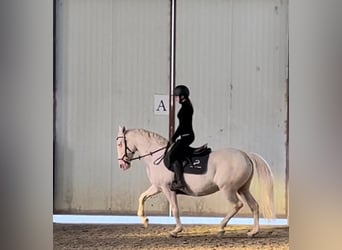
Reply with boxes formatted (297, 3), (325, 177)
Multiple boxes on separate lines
(116, 126), (275, 237)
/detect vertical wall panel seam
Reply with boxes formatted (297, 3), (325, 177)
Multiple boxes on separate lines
(229, 0), (234, 146)
(110, 0), (114, 212)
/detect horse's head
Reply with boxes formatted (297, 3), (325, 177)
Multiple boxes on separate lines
(116, 126), (137, 170)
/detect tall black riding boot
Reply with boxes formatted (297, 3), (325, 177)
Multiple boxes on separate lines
(170, 161), (185, 191)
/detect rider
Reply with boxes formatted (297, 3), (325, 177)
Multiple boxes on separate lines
(170, 85), (195, 191)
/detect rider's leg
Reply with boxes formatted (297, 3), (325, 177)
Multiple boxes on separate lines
(170, 160), (185, 191)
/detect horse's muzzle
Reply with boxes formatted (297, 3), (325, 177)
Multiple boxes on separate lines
(119, 160), (130, 170)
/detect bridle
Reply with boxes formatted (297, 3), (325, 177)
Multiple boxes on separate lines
(116, 134), (136, 165)
(116, 133), (169, 165)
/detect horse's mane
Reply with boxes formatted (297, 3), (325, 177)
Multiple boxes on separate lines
(128, 128), (168, 146)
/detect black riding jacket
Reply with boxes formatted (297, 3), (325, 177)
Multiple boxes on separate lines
(172, 99), (194, 143)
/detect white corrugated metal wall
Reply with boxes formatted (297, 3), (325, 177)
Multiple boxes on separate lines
(55, 0), (114, 213)
(175, 0), (288, 216)
(55, 0), (170, 214)
(55, 0), (288, 217)
(109, 0), (171, 214)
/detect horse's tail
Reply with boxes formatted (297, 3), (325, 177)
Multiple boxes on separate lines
(248, 152), (276, 219)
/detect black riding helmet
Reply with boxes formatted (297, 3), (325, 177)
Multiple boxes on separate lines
(174, 85), (190, 97)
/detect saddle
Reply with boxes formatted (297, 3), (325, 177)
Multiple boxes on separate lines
(188, 144), (210, 155)
(163, 143), (212, 175)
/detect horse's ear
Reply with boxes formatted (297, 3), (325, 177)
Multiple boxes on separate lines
(118, 125), (126, 133)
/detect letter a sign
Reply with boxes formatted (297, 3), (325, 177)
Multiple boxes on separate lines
(154, 95), (169, 115)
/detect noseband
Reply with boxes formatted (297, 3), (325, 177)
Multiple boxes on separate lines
(116, 133), (169, 165)
(116, 134), (135, 165)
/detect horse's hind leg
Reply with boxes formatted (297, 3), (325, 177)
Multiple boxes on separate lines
(218, 188), (243, 236)
(239, 188), (260, 237)
(137, 185), (160, 228)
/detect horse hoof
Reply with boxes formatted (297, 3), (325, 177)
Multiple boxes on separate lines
(217, 230), (225, 238)
(169, 231), (179, 238)
(247, 231), (258, 237)
(169, 226), (183, 238)
(143, 218), (149, 228)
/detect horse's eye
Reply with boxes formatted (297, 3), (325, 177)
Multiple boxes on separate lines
(118, 141), (122, 147)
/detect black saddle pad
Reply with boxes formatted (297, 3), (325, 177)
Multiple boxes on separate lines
(163, 145), (211, 175)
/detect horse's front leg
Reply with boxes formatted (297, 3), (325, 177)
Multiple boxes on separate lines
(162, 187), (183, 237)
(137, 185), (160, 228)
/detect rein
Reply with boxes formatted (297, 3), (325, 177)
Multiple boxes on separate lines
(116, 135), (169, 165)
(131, 146), (167, 161)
